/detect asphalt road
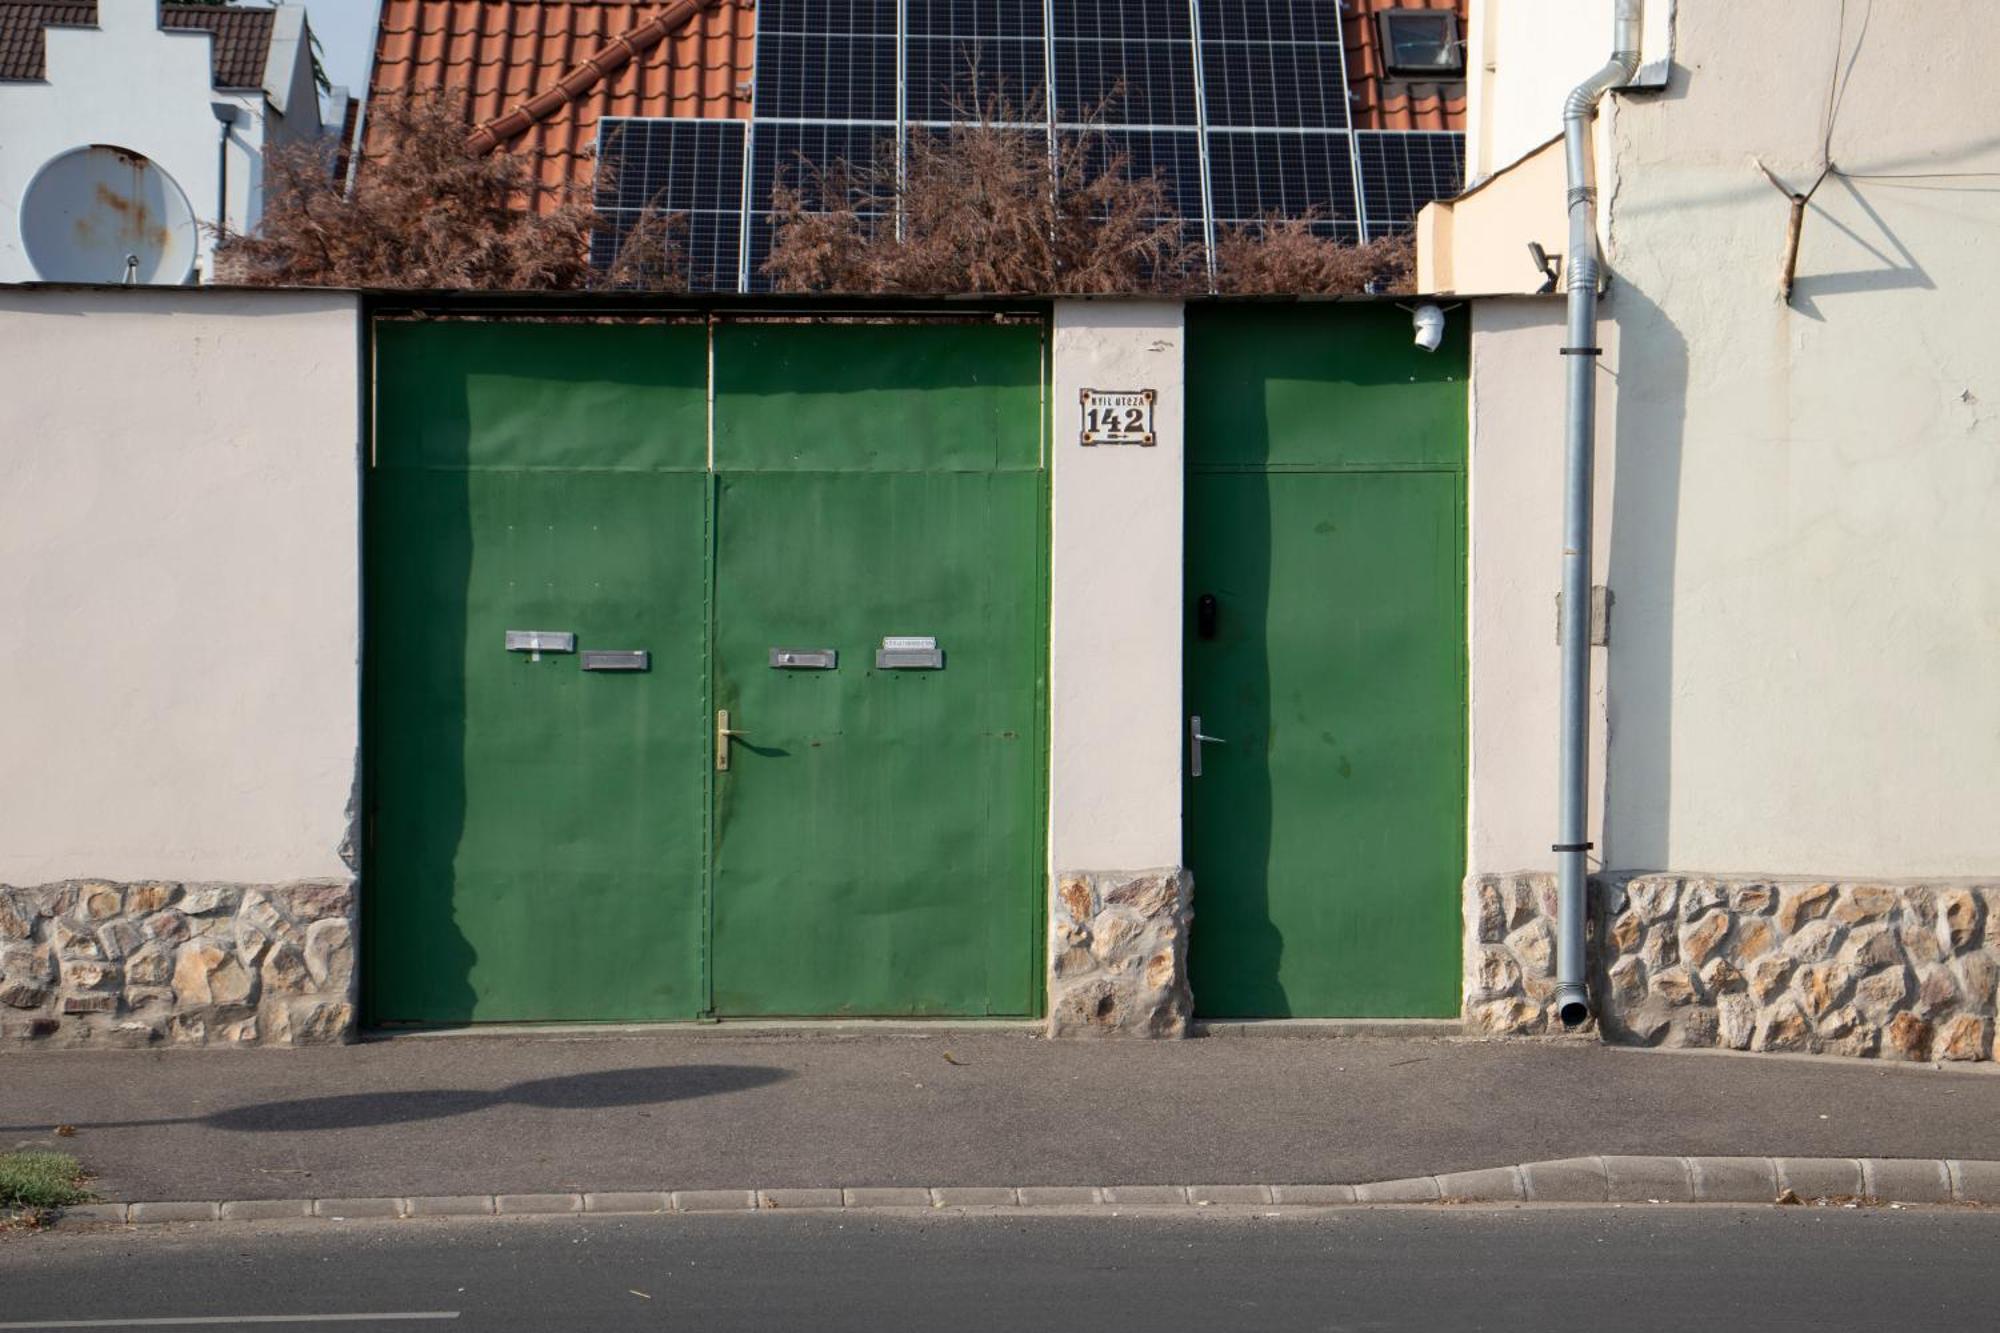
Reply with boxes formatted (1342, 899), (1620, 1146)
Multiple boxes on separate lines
(6, 1031), (2000, 1201)
(4, 1206), (1999, 1330)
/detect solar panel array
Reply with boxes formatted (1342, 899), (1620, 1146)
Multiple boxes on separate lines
(594, 1), (1465, 291)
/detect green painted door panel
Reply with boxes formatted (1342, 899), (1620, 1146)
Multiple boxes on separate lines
(713, 322), (1042, 472)
(1186, 304), (1468, 470)
(375, 320), (709, 472)
(710, 469), (1043, 1016)
(1185, 469), (1464, 1017)
(366, 322), (709, 1024)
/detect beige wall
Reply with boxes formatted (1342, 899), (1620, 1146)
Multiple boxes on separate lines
(1419, 136), (1568, 296)
(1466, 299), (1616, 876)
(1047, 301), (1186, 873)
(0, 287), (362, 884)
(1464, 0), (1672, 181)
(1469, 0), (2000, 879)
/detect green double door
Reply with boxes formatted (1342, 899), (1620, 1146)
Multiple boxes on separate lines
(365, 318), (1045, 1024)
(1184, 306), (1467, 1018)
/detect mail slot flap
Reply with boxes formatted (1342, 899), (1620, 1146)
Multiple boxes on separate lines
(770, 647), (838, 670)
(876, 648), (944, 670)
(505, 630), (575, 653)
(581, 650), (649, 672)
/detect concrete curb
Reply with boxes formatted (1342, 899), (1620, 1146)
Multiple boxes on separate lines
(41, 1157), (2000, 1227)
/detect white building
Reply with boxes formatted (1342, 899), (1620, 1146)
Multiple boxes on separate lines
(0, 0), (321, 284)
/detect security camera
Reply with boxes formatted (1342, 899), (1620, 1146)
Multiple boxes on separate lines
(1411, 303), (1447, 353)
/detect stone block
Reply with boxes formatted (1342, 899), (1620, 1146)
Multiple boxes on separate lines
(1519, 1158), (1607, 1203)
(1271, 1184), (1357, 1206)
(1475, 880), (1507, 943)
(929, 1187), (1017, 1207)
(1505, 920), (1554, 977)
(1939, 890), (1985, 954)
(1950, 1160), (2000, 1204)
(313, 1197), (404, 1219)
(1934, 1013), (1990, 1061)
(1860, 1160), (1952, 1204)
(1352, 1176), (1440, 1204)
(128, 1201), (220, 1223)
(220, 1199), (313, 1221)
(58, 1203), (130, 1224)
(1187, 1185), (1272, 1205)
(837, 1187), (930, 1209)
(125, 883), (180, 915)
(173, 942), (255, 1007)
(1680, 912), (1733, 968)
(1687, 1157), (1777, 1203)
(304, 918), (354, 990)
(1098, 1185), (1185, 1206)
(179, 886), (241, 916)
(1432, 1167), (1523, 1202)
(1776, 884), (1836, 934)
(407, 1195), (496, 1217)
(1604, 1156), (1692, 1203)
(1466, 997), (1545, 1036)
(1016, 1186), (1100, 1206)
(1774, 1158), (1863, 1201)
(1833, 885), (1897, 925)
(496, 1193), (584, 1215)
(1753, 1000), (1811, 1052)
(286, 881), (354, 921)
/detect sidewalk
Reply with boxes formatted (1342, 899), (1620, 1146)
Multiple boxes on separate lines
(7, 1028), (2000, 1203)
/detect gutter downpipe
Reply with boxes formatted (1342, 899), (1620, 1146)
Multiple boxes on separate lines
(1554, 0), (1643, 1028)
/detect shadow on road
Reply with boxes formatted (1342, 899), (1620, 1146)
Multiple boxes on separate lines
(3, 1064), (792, 1135)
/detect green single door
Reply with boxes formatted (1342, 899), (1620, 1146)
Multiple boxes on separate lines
(1184, 305), (1467, 1018)
(707, 322), (1046, 1016)
(366, 321), (711, 1023)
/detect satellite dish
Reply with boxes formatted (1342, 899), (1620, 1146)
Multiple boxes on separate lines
(20, 144), (198, 285)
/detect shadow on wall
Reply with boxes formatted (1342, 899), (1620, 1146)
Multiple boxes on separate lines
(1791, 174), (1935, 322)
(1602, 283), (1688, 873)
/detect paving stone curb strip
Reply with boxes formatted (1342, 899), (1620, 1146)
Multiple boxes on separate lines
(43, 1158), (2000, 1226)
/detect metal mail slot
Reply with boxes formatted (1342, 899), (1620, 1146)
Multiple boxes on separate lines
(581, 650), (649, 672)
(505, 630), (575, 654)
(875, 648), (944, 670)
(770, 647), (838, 670)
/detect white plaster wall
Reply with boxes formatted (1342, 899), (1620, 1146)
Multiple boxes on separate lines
(1466, 299), (1616, 875)
(1468, 0), (2000, 879)
(0, 0), (282, 284)
(0, 287), (363, 884)
(1047, 301), (1186, 872)
(1596, 0), (2000, 877)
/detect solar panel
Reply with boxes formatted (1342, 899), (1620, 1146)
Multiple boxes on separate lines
(594, 119), (749, 291)
(1198, 0), (1344, 44)
(1199, 36), (1349, 129)
(1355, 130), (1465, 233)
(1206, 129), (1358, 224)
(754, 31), (900, 120)
(591, 1), (1467, 290)
(907, 37), (1049, 121)
(744, 122), (899, 291)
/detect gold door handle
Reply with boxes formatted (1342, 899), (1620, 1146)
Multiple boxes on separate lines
(717, 709), (747, 771)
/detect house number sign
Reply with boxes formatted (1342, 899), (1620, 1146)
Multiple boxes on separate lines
(1079, 388), (1157, 446)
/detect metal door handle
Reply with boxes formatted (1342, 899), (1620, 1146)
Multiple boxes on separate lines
(1190, 715), (1226, 778)
(717, 709), (746, 772)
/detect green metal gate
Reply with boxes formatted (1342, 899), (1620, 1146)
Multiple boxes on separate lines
(1183, 305), (1467, 1018)
(364, 315), (1046, 1025)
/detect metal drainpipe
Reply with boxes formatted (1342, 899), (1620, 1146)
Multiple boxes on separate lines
(1554, 0), (1643, 1028)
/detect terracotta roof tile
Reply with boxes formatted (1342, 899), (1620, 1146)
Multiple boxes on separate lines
(1343, 0), (1469, 132)
(367, 0), (754, 208)
(0, 1), (275, 88)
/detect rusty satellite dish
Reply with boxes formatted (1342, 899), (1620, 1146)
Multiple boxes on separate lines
(21, 144), (198, 285)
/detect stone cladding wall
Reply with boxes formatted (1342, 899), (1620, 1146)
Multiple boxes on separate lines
(1048, 868), (1193, 1037)
(1466, 873), (2000, 1061)
(0, 880), (356, 1047)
